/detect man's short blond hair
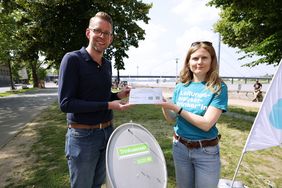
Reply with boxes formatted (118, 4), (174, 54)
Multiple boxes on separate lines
(89, 12), (113, 27)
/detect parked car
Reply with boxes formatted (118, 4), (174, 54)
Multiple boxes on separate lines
(53, 79), (58, 85)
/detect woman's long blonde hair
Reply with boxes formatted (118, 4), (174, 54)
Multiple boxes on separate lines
(179, 42), (222, 94)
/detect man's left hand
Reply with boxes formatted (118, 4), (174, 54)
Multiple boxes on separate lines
(117, 86), (131, 99)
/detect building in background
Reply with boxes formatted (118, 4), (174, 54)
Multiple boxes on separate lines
(0, 65), (10, 87)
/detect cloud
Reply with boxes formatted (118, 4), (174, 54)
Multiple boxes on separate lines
(136, 21), (167, 52)
(175, 27), (218, 56)
(171, 0), (219, 26)
(120, 0), (220, 76)
(122, 22), (168, 75)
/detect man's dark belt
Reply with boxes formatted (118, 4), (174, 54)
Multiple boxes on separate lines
(174, 133), (220, 149)
(68, 120), (112, 129)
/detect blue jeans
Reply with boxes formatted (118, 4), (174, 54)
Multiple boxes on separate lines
(65, 126), (114, 188)
(173, 138), (220, 188)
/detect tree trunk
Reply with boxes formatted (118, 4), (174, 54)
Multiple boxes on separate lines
(8, 60), (16, 90)
(30, 61), (39, 88)
(117, 69), (120, 84)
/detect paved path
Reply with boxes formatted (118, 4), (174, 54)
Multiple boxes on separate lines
(0, 85), (58, 148)
(228, 98), (261, 108)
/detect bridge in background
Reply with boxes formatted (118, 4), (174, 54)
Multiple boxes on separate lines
(113, 75), (272, 84)
(112, 75), (271, 96)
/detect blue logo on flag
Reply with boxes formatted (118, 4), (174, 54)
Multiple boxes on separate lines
(269, 99), (282, 129)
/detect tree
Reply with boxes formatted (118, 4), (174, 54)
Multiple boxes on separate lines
(208, 0), (282, 66)
(1, 0), (152, 86)
(1, 1), (44, 87)
(39, 0), (152, 82)
(0, 3), (20, 89)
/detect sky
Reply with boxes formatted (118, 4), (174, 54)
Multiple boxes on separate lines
(113, 0), (277, 78)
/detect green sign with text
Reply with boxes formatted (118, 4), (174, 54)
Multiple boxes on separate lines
(117, 143), (149, 157)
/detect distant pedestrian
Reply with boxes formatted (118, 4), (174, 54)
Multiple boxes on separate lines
(252, 79), (263, 102)
(237, 83), (242, 93)
(58, 12), (131, 188)
(160, 41), (228, 188)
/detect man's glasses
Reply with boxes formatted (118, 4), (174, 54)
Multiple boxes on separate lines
(191, 41), (212, 47)
(89, 28), (112, 37)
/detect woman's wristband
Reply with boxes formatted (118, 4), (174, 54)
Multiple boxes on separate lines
(177, 107), (183, 115)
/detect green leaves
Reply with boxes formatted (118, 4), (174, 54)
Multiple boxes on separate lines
(0, 0), (152, 86)
(209, 0), (282, 66)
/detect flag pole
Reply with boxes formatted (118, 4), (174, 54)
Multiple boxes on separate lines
(230, 151), (244, 187)
(230, 123), (254, 187)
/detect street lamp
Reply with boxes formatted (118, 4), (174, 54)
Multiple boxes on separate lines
(175, 58), (179, 83)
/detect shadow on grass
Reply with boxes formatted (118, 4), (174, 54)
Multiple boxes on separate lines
(219, 114), (253, 132)
(228, 105), (258, 117)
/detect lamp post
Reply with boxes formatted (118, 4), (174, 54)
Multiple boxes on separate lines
(218, 33), (221, 69)
(175, 58), (179, 83)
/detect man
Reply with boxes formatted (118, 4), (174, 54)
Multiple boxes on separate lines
(252, 79), (262, 102)
(58, 12), (130, 188)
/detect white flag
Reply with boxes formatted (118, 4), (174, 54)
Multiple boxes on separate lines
(244, 60), (282, 152)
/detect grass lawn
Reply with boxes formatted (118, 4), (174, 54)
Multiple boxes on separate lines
(4, 104), (282, 188)
(0, 88), (34, 97)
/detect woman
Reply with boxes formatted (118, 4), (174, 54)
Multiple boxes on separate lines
(161, 41), (228, 188)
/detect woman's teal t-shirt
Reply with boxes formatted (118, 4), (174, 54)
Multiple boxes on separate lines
(172, 81), (228, 140)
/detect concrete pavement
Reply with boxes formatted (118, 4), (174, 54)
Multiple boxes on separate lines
(0, 83), (58, 148)
(0, 84), (32, 93)
(228, 98), (261, 108)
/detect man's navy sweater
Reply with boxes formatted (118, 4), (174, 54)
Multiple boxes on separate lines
(58, 47), (119, 125)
